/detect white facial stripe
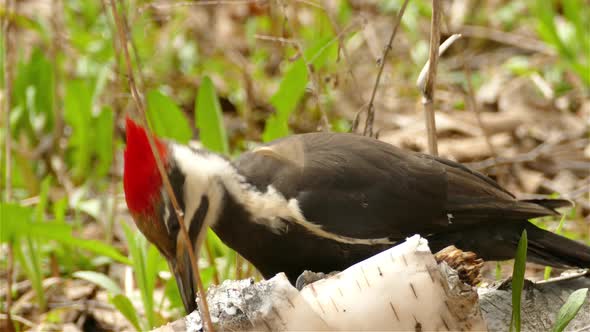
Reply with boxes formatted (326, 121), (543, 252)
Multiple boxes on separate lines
(172, 145), (231, 230)
(171, 144), (393, 246)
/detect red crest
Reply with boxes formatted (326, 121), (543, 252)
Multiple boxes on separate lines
(123, 117), (168, 216)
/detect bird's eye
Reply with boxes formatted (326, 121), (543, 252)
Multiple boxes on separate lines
(162, 197), (180, 238)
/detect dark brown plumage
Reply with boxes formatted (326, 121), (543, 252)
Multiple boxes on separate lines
(123, 121), (590, 314)
(217, 133), (589, 282)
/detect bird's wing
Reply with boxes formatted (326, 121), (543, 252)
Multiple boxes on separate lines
(235, 133), (532, 242)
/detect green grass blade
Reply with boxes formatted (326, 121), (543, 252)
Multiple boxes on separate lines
(14, 240), (46, 311)
(122, 222), (156, 329)
(94, 106), (114, 177)
(73, 271), (122, 295)
(109, 294), (142, 331)
(2, 203), (129, 264)
(551, 288), (589, 332)
(195, 76), (229, 154)
(64, 79), (93, 181)
(510, 229), (528, 332)
(545, 214), (568, 280)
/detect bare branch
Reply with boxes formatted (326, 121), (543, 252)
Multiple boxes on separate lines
(108, 1), (214, 329)
(363, 0), (409, 137)
(416, 33), (462, 91)
(418, 0), (443, 155)
(459, 25), (553, 55)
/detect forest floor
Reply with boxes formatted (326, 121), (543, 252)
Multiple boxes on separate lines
(1, 0), (588, 330)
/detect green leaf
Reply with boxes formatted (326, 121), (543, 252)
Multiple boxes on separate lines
(94, 106), (114, 177)
(0, 203), (33, 242)
(35, 177), (52, 222)
(73, 271), (122, 295)
(14, 239), (46, 310)
(510, 230), (528, 332)
(122, 222), (157, 329)
(551, 288), (589, 332)
(109, 294), (142, 331)
(164, 276), (184, 310)
(263, 59), (307, 142)
(12, 48), (55, 134)
(195, 76), (229, 154)
(545, 214), (568, 280)
(262, 36), (337, 142)
(146, 90), (192, 143)
(0, 203), (130, 264)
(64, 79), (93, 180)
(68, 237), (131, 265)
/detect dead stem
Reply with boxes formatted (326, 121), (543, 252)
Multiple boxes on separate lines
(277, 0), (331, 132)
(235, 254), (242, 280)
(362, 0), (409, 137)
(119, 0), (146, 88)
(462, 49), (507, 185)
(459, 25), (553, 55)
(108, 1), (214, 330)
(3, 0), (15, 330)
(318, 1), (365, 132)
(204, 238), (220, 285)
(419, 0), (442, 155)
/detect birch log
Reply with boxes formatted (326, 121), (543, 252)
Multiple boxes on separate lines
(153, 236), (589, 332)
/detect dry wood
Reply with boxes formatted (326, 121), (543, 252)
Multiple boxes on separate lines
(152, 236), (489, 332)
(479, 272), (590, 332)
(150, 238), (590, 332)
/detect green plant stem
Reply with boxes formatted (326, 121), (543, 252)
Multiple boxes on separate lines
(510, 230), (528, 332)
(2, 0), (15, 329)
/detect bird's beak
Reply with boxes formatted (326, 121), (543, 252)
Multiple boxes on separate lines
(170, 239), (197, 314)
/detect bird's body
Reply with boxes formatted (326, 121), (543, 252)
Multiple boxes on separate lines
(217, 132), (588, 280)
(123, 118), (590, 313)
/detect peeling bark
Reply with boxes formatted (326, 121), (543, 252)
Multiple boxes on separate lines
(152, 237), (589, 332)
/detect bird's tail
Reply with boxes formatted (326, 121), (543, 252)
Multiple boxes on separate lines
(519, 198), (573, 215)
(525, 223), (590, 269)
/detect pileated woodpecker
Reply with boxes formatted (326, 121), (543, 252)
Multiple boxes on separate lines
(123, 117), (590, 313)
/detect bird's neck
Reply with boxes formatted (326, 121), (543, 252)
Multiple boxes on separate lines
(170, 144), (298, 234)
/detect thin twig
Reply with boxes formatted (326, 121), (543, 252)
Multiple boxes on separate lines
(465, 138), (571, 170)
(3, 0), (15, 330)
(204, 239), (220, 285)
(363, 0), (409, 137)
(416, 34), (461, 91)
(108, 1), (214, 330)
(0, 313), (34, 328)
(119, 0), (145, 88)
(277, 0), (331, 131)
(100, 0), (122, 245)
(235, 254), (242, 280)
(317, 1), (365, 132)
(418, 0), (442, 155)
(459, 25), (553, 55)
(461, 49), (507, 185)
